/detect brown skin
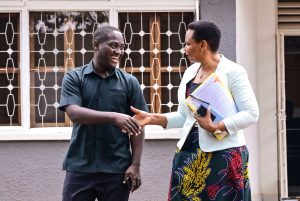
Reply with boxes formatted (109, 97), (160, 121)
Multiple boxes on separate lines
(126, 132), (144, 192)
(65, 30), (144, 192)
(132, 29), (228, 133)
(130, 106), (167, 128)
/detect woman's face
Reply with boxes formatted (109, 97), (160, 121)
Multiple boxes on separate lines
(184, 29), (204, 63)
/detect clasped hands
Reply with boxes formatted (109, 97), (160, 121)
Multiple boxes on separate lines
(128, 105), (217, 134)
(119, 106), (151, 135)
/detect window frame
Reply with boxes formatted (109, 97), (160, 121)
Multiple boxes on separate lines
(0, 12), (21, 126)
(0, 0), (196, 140)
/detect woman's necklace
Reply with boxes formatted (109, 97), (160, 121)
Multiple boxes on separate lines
(198, 67), (209, 79)
(198, 66), (214, 80)
(199, 71), (205, 79)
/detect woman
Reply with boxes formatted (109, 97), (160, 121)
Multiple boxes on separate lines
(131, 20), (259, 201)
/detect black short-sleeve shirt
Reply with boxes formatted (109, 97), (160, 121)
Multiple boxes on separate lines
(59, 61), (148, 173)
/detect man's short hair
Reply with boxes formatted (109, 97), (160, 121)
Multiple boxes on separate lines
(93, 25), (121, 44)
(188, 20), (221, 52)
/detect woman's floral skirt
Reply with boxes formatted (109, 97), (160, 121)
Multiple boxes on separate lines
(168, 127), (251, 201)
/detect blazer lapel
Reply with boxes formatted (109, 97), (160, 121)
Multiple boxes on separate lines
(215, 55), (226, 75)
(179, 62), (200, 100)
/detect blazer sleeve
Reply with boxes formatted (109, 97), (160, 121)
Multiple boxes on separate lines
(165, 100), (187, 129)
(222, 66), (259, 134)
(164, 72), (189, 129)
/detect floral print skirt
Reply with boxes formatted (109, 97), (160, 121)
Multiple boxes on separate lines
(168, 127), (251, 201)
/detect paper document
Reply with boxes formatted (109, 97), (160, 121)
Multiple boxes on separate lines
(185, 73), (238, 123)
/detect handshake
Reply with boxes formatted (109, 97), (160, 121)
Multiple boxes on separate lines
(119, 106), (151, 135)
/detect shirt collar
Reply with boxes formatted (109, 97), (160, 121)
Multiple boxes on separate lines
(83, 61), (94, 75)
(84, 60), (120, 79)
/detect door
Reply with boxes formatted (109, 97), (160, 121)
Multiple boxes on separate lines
(277, 31), (300, 199)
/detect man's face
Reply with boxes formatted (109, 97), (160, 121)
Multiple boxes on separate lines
(94, 30), (125, 70)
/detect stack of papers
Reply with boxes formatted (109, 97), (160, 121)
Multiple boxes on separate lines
(185, 73), (238, 124)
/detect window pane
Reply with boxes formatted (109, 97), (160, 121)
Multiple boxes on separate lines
(0, 13), (20, 126)
(119, 12), (194, 113)
(29, 11), (109, 127)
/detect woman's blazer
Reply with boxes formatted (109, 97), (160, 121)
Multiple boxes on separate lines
(165, 56), (259, 152)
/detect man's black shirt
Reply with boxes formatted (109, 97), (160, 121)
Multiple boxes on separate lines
(59, 61), (148, 173)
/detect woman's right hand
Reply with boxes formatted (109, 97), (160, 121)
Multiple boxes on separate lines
(131, 106), (151, 127)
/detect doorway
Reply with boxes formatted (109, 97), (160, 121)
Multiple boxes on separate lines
(284, 35), (300, 197)
(278, 33), (300, 199)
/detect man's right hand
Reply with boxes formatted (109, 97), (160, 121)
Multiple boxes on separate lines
(114, 113), (141, 135)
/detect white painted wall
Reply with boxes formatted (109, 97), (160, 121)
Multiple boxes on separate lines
(236, 0), (261, 200)
(236, 0), (278, 201)
(256, 0), (278, 200)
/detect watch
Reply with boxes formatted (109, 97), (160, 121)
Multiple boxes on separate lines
(212, 129), (228, 141)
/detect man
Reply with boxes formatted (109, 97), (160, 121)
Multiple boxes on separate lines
(59, 25), (148, 201)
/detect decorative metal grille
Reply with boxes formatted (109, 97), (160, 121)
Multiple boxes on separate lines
(29, 11), (109, 127)
(0, 13), (20, 126)
(119, 12), (194, 113)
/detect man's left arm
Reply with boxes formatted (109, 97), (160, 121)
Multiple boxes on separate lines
(125, 130), (144, 192)
(124, 76), (148, 192)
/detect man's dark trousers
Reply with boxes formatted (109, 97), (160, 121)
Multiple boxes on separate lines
(62, 171), (130, 201)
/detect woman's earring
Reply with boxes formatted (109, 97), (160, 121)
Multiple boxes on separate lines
(201, 50), (205, 55)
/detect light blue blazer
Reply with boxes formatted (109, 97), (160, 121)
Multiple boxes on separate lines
(165, 56), (259, 152)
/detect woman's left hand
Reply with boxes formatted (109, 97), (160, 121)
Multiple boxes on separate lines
(194, 107), (215, 133)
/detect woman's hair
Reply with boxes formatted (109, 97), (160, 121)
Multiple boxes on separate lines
(188, 20), (221, 52)
(93, 25), (121, 44)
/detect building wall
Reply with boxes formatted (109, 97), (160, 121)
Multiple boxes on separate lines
(200, 0), (236, 61)
(255, 0), (278, 200)
(237, 0), (277, 200)
(236, 0), (261, 200)
(0, 1), (276, 201)
(0, 140), (176, 201)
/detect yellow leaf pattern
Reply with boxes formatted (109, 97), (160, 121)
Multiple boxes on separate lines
(244, 162), (249, 180)
(179, 149), (212, 200)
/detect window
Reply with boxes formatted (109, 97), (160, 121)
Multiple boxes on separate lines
(0, 0), (196, 139)
(29, 11), (109, 127)
(0, 13), (20, 126)
(119, 12), (194, 113)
